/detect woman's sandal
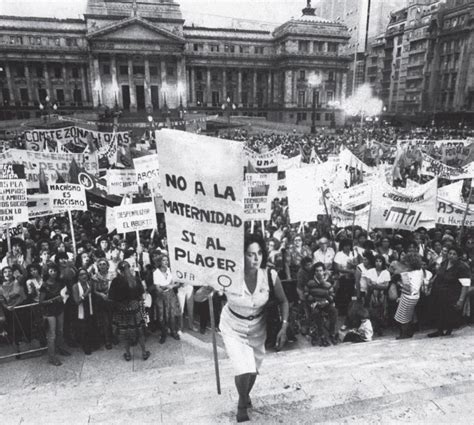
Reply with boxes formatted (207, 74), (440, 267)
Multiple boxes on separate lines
(123, 352), (132, 362)
(142, 350), (151, 361)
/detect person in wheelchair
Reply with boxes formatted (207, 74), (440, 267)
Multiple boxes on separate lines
(303, 262), (339, 347)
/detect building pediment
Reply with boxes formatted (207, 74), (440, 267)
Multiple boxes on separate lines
(86, 16), (185, 44)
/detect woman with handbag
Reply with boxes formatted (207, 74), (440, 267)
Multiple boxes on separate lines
(219, 233), (289, 422)
(108, 261), (150, 361)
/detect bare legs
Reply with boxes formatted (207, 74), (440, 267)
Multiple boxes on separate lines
(235, 373), (257, 422)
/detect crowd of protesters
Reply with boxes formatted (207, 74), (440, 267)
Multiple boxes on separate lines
(0, 123), (473, 366)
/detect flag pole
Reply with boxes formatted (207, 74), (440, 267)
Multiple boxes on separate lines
(6, 225), (11, 253)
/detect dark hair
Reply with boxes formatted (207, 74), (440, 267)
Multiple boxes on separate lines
(244, 233), (268, 269)
(373, 254), (387, 270)
(26, 263), (42, 278)
(313, 262), (326, 271)
(117, 260), (131, 274)
(448, 246), (464, 258)
(77, 268), (90, 279)
(55, 251), (69, 264)
(362, 251), (376, 268)
(339, 238), (353, 251)
(300, 257), (313, 269)
(44, 262), (60, 281)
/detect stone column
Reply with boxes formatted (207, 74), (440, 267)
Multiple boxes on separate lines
(128, 57), (137, 112)
(144, 56), (152, 110)
(111, 55), (119, 107)
(284, 70), (292, 107)
(252, 70), (257, 107)
(190, 67), (195, 106)
(222, 68), (227, 103)
(80, 64), (89, 104)
(62, 63), (70, 104)
(237, 69), (242, 106)
(43, 63), (52, 99)
(5, 63), (16, 104)
(160, 58), (167, 105)
(341, 72), (347, 101)
(177, 57), (186, 107)
(91, 57), (102, 106)
(24, 62), (34, 105)
(267, 72), (272, 106)
(206, 67), (211, 106)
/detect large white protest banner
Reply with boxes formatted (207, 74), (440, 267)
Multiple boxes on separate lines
(0, 169), (28, 227)
(133, 154), (161, 195)
(421, 154), (474, 180)
(330, 204), (370, 229)
(114, 202), (157, 233)
(0, 149), (99, 189)
(49, 183), (87, 212)
(244, 146), (280, 173)
(286, 165), (325, 223)
(157, 129), (244, 294)
(370, 179), (438, 230)
(437, 197), (474, 227)
(278, 154), (301, 171)
(244, 173), (277, 221)
(23, 126), (130, 147)
(106, 169), (138, 196)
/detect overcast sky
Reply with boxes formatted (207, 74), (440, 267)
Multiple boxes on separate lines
(1, 0), (311, 23)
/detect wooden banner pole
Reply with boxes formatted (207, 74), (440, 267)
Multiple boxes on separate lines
(67, 210), (77, 257)
(208, 291), (221, 395)
(250, 220), (255, 234)
(6, 225), (12, 253)
(459, 181), (473, 244)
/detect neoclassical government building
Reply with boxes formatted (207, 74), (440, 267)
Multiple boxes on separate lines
(0, 0), (351, 126)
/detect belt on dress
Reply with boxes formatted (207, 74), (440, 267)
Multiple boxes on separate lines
(228, 307), (264, 321)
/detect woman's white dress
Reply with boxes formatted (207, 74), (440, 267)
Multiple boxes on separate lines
(220, 268), (276, 375)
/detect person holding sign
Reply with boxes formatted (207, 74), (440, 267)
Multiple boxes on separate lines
(219, 234), (289, 423)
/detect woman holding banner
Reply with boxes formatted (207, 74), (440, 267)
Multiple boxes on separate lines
(220, 234), (289, 422)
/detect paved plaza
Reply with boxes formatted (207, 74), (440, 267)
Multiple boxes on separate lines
(1, 325), (474, 424)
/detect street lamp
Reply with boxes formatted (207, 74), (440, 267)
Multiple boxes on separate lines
(221, 96), (237, 125)
(308, 72), (322, 134)
(39, 95), (57, 123)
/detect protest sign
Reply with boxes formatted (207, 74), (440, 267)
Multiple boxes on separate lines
(114, 202), (157, 233)
(278, 154), (302, 171)
(0, 149), (99, 189)
(157, 129), (244, 294)
(370, 178), (438, 230)
(106, 206), (116, 232)
(0, 177), (28, 227)
(244, 146), (280, 173)
(421, 154), (474, 180)
(106, 169), (139, 196)
(438, 180), (464, 204)
(437, 197), (474, 227)
(133, 154), (161, 195)
(331, 180), (373, 209)
(244, 173), (277, 221)
(27, 195), (56, 219)
(48, 183), (87, 212)
(330, 204), (370, 229)
(286, 165), (325, 223)
(0, 163), (25, 179)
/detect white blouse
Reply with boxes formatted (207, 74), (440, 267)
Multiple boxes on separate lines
(225, 268), (275, 317)
(365, 268), (391, 288)
(153, 268), (173, 288)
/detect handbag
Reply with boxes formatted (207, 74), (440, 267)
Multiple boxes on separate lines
(265, 268), (282, 349)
